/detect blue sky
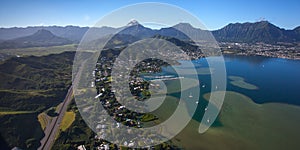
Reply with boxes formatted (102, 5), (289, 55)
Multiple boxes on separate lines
(0, 0), (299, 30)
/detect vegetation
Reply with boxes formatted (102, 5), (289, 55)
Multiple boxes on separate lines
(1, 21), (300, 46)
(53, 99), (180, 149)
(0, 44), (77, 62)
(60, 111), (76, 131)
(0, 52), (74, 149)
(0, 30), (201, 149)
(141, 113), (158, 122)
(0, 20), (299, 150)
(0, 90), (66, 112)
(0, 29), (73, 49)
(52, 101), (96, 150)
(46, 107), (59, 117)
(38, 112), (50, 130)
(212, 21), (300, 43)
(0, 113), (44, 149)
(0, 111), (34, 115)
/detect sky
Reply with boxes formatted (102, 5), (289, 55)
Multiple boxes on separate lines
(0, 0), (299, 30)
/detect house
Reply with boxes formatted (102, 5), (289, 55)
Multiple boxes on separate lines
(95, 93), (103, 98)
(128, 141), (135, 147)
(77, 145), (86, 150)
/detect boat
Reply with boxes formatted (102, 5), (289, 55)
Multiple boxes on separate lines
(189, 92), (193, 98)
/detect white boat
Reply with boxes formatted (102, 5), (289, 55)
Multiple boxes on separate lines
(189, 93), (193, 98)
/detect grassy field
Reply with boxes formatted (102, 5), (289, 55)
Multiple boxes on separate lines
(0, 52), (74, 149)
(52, 109), (95, 150)
(0, 111), (35, 115)
(0, 89), (46, 96)
(38, 112), (51, 130)
(60, 111), (76, 131)
(0, 89), (66, 112)
(0, 44), (77, 58)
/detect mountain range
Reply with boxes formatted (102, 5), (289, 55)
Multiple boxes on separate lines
(212, 21), (300, 43)
(0, 20), (299, 49)
(0, 29), (72, 49)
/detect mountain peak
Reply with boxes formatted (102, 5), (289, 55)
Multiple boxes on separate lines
(127, 19), (140, 26)
(257, 20), (270, 24)
(172, 23), (195, 29)
(213, 21), (288, 43)
(33, 29), (55, 37)
(174, 22), (193, 27)
(255, 20), (276, 27)
(0, 29), (72, 49)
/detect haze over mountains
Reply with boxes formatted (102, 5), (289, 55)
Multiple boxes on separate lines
(0, 29), (72, 49)
(0, 20), (299, 49)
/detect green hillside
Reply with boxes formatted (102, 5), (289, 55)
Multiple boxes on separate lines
(0, 51), (74, 149)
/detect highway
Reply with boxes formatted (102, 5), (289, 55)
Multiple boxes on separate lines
(38, 60), (86, 150)
(38, 86), (74, 150)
